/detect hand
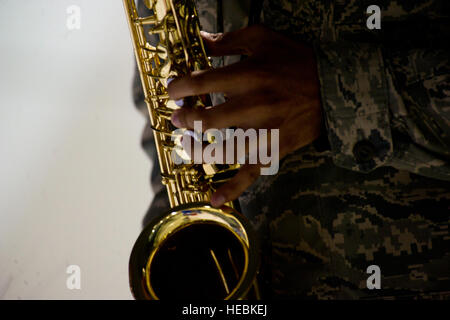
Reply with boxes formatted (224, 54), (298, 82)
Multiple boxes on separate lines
(168, 25), (322, 207)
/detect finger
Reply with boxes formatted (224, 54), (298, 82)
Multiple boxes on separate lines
(210, 164), (262, 207)
(171, 101), (238, 129)
(171, 97), (267, 131)
(167, 61), (251, 100)
(200, 25), (267, 57)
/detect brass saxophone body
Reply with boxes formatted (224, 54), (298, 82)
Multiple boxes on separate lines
(123, 0), (260, 300)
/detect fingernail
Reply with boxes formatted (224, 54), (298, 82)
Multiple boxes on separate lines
(167, 77), (174, 86)
(171, 110), (182, 127)
(175, 99), (184, 107)
(211, 193), (226, 207)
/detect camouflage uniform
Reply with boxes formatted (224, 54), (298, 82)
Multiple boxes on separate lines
(133, 0), (450, 299)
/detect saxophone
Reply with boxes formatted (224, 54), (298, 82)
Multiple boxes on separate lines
(122, 0), (260, 300)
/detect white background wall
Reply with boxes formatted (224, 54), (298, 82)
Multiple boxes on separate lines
(0, 0), (152, 299)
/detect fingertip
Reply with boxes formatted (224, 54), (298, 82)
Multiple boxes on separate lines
(167, 77), (182, 100)
(210, 193), (226, 208)
(171, 109), (183, 127)
(200, 30), (210, 37)
(167, 81), (175, 99)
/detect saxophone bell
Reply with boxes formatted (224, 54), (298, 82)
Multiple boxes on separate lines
(129, 203), (260, 299)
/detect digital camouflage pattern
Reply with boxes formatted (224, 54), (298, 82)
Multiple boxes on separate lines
(133, 0), (450, 299)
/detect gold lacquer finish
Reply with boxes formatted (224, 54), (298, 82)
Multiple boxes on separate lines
(123, 0), (260, 300)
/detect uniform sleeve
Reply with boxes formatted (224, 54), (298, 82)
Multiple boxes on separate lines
(314, 38), (450, 181)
